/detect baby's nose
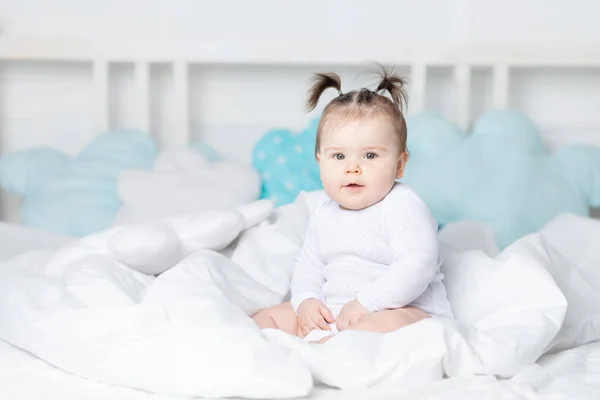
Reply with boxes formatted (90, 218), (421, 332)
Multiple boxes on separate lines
(345, 163), (361, 174)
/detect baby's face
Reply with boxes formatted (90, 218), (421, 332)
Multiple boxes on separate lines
(317, 117), (407, 210)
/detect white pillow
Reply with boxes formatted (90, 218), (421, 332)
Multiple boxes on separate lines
(44, 200), (274, 277)
(113, 149), (261, 225)
(536, 214), (600, 352)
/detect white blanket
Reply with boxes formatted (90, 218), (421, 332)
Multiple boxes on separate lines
(0, 191), (599, 399)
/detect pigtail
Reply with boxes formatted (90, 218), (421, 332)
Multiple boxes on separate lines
(374, 63), (408, 113)
(305, 72), (343, 112)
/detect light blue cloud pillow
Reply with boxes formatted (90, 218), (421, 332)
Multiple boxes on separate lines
(402, 110), (600, 247)
(0, 130), (157, 236)
(252, 110), (600, 248)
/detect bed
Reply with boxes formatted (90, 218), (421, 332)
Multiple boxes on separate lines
(0, 210), (599, 400)
(0, 336), (598, 399)
(0, 222), (71, 262)
(1, 36), (600, 400)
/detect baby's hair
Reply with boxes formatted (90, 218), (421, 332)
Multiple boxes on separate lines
(306, 63), (409, 155)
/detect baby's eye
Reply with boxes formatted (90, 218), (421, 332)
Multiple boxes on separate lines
(364, 152), (377, 159)
(333, 153), (345, 160)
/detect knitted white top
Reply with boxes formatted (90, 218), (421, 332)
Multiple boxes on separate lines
(289, 183), (453, 318)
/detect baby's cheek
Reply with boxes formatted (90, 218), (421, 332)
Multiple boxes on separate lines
(371, 167), (395, 184)
(371, 172), (397, 196)
(320, 174), (338, 189)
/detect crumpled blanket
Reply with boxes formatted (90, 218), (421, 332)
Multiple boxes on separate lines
(0, 190), (599, 399)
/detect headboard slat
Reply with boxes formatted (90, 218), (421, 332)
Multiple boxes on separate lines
(172, 61), (190, 147)
(454, 64), (471, 130)
(134, 62), (151, 134)
(409, 63), (427, 115)
(493, 64), (510, 110)
(92, 59), (110, 133)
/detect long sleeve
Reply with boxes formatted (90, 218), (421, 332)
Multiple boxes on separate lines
(289, 216), (326, 314)
(356, 190), (440, 313)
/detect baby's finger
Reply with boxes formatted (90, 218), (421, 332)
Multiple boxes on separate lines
(320, 306), (334, 323)
(298, 327), (306, 338)
(349, 314), (361, 326)
(300, 324), (311, 338)
(335, 314), (345, 331)
(314, 317), (331, 331)
(342, 318), (350, 331)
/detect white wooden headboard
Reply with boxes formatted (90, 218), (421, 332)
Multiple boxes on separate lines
(3, 37), (600, 138)
(1, 37), (600, 220)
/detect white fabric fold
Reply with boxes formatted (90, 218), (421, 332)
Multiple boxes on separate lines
(0, 190), (599, 399)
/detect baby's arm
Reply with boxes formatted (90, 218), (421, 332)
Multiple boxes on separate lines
(356, 190), (440, 313)
(289, 216), (326, 314)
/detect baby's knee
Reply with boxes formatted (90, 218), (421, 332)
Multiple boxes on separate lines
(351, 308), (429, 333)
(387, 307), (430, 329)
(251, 309), (277, 329)
(252, 302), (298, 334)
(252, 302), (290, 318)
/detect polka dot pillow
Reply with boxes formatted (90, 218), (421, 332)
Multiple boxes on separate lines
(252, 118), (322, 206)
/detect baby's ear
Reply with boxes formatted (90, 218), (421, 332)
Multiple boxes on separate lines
(396, 152), (409, 179)
(315, 152), (321, 162)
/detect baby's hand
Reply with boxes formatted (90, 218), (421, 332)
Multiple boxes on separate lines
(336, 299), (369, 331)
(297, 299), (335, 338)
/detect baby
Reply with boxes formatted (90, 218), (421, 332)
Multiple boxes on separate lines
(252, 65), (453, 343)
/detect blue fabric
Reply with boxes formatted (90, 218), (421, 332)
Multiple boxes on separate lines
(0, 131), (228, 237)
(252, 118), (322, 206)
(252, 110), (600, 248)
(0, 130), (157, 236)
(0, 148), (70, 195)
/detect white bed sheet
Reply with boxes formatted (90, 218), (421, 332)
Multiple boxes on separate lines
(1, 205), (599, 399)
(0, 337), (598, 399)
(0, 222), (72, 263)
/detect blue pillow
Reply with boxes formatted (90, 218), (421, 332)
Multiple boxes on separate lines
(0, 148), (70, 195)
(252, 110), (600, 248)
(402, 110), (600, 247)
(0, 130), (157, 236)
(252, 118), (322, 206)
(0, 132), (228, 237)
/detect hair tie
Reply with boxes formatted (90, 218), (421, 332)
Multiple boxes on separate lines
(337, 89), (343, 96)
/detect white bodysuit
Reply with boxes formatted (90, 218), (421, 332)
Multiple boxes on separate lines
(290, 183), (453, 340)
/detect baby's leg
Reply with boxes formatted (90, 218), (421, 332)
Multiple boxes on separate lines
(346, 306), (430, 334)
(251, 302), (299, 336)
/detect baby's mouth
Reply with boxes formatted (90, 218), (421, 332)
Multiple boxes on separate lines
(344, 183), (364, 188)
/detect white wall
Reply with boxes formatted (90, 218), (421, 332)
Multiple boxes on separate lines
(1, 0), (600, 157)
(1, 0), (600, 220)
